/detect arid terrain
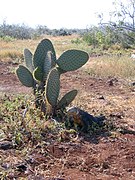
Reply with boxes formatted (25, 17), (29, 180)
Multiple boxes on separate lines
(0, 59), (135, 180)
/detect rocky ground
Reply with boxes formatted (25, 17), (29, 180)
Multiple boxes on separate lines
(0, 61), (135, 180)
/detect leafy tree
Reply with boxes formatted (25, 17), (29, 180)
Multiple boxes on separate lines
(98, 0), (135, 47)
(83, 26), (99, 48)
(0, 20), (34, 39)
(111, 0), (135, 32)
(35, 25), (51, 35)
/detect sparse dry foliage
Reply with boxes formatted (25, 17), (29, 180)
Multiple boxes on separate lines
(0, 36), (135, 179)
(83, 55), (135, 79)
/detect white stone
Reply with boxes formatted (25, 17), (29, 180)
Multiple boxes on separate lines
(131, 54), (135, 58)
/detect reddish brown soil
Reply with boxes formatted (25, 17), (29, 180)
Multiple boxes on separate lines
(0, 61), (135, 180)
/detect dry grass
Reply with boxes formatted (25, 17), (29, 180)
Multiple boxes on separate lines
(0, 35), (81, 62)
(74, 90), (135, 118)
(0, 35), (135, 80)
(1, 36), (135, 179)
(0, 39), (39, 62)
(83, 55), (135, 80)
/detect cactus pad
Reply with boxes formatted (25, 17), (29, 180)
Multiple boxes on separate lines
(57, 89), (78, 109)
(33, 67), (43, 81)
(43, 51), (52, 81)
(24, 48), (34, 72)
(45, 68), (60, 107)
(56, 49), (89, 71)
(33, 39), (56, 70)
(16, 65), (34, 87)
(56, 66), (67, 74)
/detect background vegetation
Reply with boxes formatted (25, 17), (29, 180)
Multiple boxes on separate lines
(0, 1), (135, 179)
(0, 0), (135, 59)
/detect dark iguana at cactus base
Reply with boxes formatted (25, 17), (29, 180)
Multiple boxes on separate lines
(67, 107), (105, 132)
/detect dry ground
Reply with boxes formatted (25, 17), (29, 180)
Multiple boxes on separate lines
(0, 60), (135, 180)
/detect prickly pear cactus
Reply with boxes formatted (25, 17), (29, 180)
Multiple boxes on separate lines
(57, 89), (78, 109)
(56, 49), (89, 72)
(16, 65), (35, 87)
(45, 68), (60, 107)
(16, 38), (90, 116)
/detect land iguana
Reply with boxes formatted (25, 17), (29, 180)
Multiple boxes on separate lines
(67, 106), (105, 132)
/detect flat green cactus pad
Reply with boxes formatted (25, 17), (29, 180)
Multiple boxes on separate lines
(33, 39), (56, 70)
(57, 89), (78, 109)
(45, 68), (60, 107)
(56, 49), (89, 71)
(16, 65), (35, 87)
(33, 67), (43, 81)
(43, 51), (52, 81)
(56, 66), (67, 74)
(24, 48), (34, 72)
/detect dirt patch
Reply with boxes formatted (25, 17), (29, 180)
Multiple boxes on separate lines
(0, 62), (32, 94)
(0, 61), (135, 179)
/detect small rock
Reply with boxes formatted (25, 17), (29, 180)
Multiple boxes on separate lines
(16, 164), (27, 172)
(98, 95), (105, 100)
(107, 78), (118, 86)
(0, 141), (14, 150)
(131, 82), (135, 86)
